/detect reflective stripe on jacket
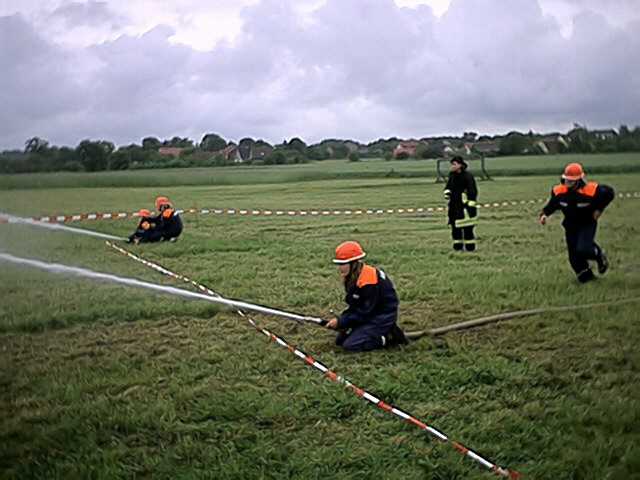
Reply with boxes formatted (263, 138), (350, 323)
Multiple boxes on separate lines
(444, 170), (478, 225)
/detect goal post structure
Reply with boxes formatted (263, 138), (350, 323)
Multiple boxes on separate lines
(435, 155), (492, 183)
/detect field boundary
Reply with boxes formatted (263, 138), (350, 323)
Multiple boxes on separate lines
(2, 159), (640, 190)
(4, 192), (639, 224)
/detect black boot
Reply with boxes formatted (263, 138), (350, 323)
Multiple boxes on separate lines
(577, 268), (596, 283)
(596, 250), (609, 275)
(387, 325), (408, 346)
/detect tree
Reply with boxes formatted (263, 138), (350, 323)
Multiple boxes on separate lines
(462, 131), (478, 142)
(264, 150), (286, 165)
(200, 133), (227, 152)
(617, 125), (639, 151)
(238, 137), (255, 161)
(56, 146), (80, 171)
(348, 151), (360, 162)
(24, 137), (49, 153)
(76, 140), (114, 172)
(109, 149), (131, 170)
(567, 127), (594, 153)
(416, 143), (443, 159)
(330, 144), (349, 159)
(142, 137), (161, 150)
(213, 154), (227, 166)
(288, 137), (307, 154)
(163, 137), (194, 148)
(307, 145), (329, 160)
(499, 132), (531, 155)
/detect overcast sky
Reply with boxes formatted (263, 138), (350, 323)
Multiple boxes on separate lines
(1, 0), (639, 149)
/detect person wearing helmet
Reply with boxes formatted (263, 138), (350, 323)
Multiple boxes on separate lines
(539, 163), (615, 283)
(325, 241), (407, 352)
(127, 209), (163, 244)
(443, 156), (478, 251)
(155, 196), (183, 242)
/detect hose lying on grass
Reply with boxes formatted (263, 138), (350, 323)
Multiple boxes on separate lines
(106, 241), (522, 479)
(405, 297), (640, 340)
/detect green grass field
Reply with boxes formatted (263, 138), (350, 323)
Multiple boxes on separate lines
(1, 152), (640, 191)
(1, 154), (640, 479)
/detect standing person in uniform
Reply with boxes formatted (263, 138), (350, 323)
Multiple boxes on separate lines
(444, 156), (478, 251)
(325, 241), (407, 352)
(155, 196), (183, 242)
(539, 163), (614, 283)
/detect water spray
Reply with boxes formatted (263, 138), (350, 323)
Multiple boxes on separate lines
(0, 211), (125, 241)
(0, 252), (324, 325)
(106, 242), (522, 478)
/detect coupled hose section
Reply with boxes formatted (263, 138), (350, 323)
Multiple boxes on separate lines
(405, 297), (640, 339)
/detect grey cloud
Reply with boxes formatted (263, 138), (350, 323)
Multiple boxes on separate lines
(49, 1), (124, 29)
(1, 0), (638, 150)
(541, 0), (640, 28)
(0, 14), (91, 145)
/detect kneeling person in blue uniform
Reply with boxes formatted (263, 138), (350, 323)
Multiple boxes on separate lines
(128, 209), (163, 244)
(155, 196), (183, 242)
(325, 241), (407, 352)
(127, 196), (183, 244)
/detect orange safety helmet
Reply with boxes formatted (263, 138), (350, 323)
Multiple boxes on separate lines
(562, 162), (585, 181)
(333, 241), (366, 264)
(155, 196), (171, 210)
(138, 209), (152, 218)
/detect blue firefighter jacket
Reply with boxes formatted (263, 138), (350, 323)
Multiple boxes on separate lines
(338, 264), (399, 333)
(542, 181), (614, 229)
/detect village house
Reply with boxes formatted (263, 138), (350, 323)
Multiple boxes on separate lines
(392, 140), (421, 158)
(592, 129), (617, 141)
(535, 134), (569, 154)
(472, 140), (500, 156)
(251, 144), (274, 160)
(158, 147), (185, 158)
(218, 144), (242, 163)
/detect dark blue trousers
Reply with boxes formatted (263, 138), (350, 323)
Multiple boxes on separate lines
(336, 320), (395, 352)
(564, 222), (601, 279)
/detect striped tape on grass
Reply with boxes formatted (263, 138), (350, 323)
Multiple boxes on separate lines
(107, 241), (523, 478)
(24, 191), (640, 224)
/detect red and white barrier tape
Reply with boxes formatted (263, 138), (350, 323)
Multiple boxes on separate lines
(107, 241), (522, 478)
(10, 192), (640, 224)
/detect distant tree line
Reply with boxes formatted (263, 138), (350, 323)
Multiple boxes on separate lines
(496, 125), (640, 156)
(1, 125), (639, 174)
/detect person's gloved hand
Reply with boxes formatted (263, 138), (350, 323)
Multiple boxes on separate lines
(443, 189), (451, 200)
(325, 317), (339, 329)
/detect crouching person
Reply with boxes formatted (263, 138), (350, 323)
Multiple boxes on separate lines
(128, 209), (163, 244)
(155, 196), (183, 242)
(325, 241), (407, 352)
